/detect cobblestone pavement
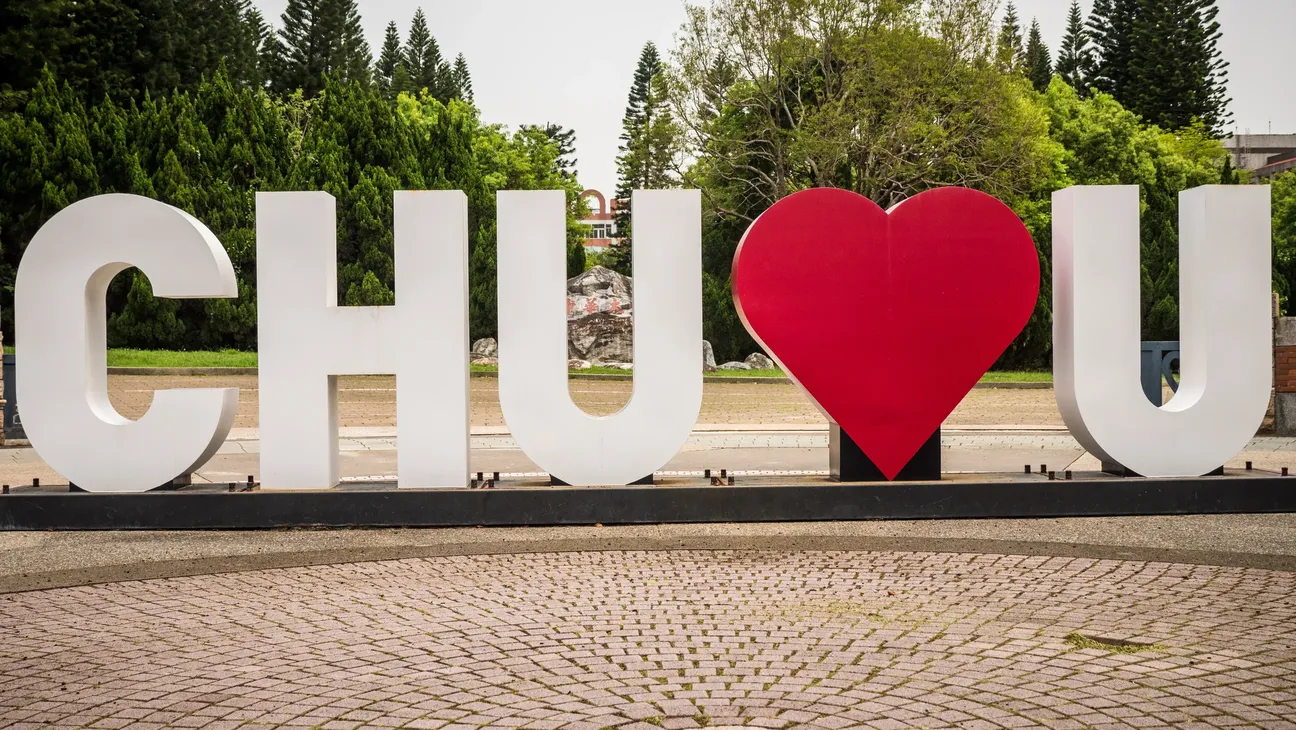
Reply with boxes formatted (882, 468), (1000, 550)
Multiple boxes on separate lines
(1, 551), (1294, 729)
(102, 375), (1066, 430)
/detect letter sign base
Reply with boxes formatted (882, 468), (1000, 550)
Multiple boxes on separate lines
(4, 472), (1296, 530)
(1102, 462), (1224, 478)
(831, 424), (941, 482)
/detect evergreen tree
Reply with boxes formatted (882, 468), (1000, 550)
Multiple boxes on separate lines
(1220, 154), (1239, 184)
(0, 69), (99, 335)
(61, 0), (182, 103)
(403, 8), (450, 100)
(403, 9), (432, 89)
(1024, 19), (1052, 92)
(275, 0), (370, 96)
(1088, 0), (1137, 99)
(1055, 0), (1092, 92)
(996, 2), (1024, 72)
(452, 53), (473, 102)
(522, 123), (577, 176)
(331, 0), (371, 87)
(236, 4), (273, 88)
(0, 0), (72, 111)
(376, 21), (403, 98)
(609, 43), (678, 275)
(1125, 0), (1231, 134)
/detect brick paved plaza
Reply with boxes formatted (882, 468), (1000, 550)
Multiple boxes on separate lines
(2, 550), (1294, 729)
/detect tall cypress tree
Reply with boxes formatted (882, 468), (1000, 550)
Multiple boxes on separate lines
(996, 2), (1024, 72)
(376, 20), (403, 98)
(1055, 0), (1092, 92)
(452, 53), (472, 102)
(1088, 0), (1137, 99)
(1126, 0), (1231, 134)
(1024, 19), (1052, 92)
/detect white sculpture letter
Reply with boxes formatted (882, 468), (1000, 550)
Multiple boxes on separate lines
(257, 191), (469, 489)
(1053, 185), (1272, 477)
(498, 190), (703, 485)
(15, 194), (239, 492)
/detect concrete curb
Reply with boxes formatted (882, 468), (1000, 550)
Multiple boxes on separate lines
(2, 532), (1293, 594)
(105, 366), (1054, 388)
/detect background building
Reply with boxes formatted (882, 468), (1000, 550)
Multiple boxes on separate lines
(579, 189), (619, 251)
(1224, 134), (1296, 180)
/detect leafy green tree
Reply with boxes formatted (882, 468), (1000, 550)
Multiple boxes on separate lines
(1040, 79), (1226, 342)
(674, 0), (1054, 362)
(1055, 0), (1092, 92)
(1270, 171), (1296, 312)
(1024, 19), (1052, 92)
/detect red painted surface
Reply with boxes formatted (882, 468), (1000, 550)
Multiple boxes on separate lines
(733, 187), (1040, 480)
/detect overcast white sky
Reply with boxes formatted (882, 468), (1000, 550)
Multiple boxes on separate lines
(253, 0), (1296, 196)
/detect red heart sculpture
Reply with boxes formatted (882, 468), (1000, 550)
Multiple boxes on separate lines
(732, 187), (1040, 479)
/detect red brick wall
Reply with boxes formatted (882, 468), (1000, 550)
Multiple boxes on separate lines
(1277, 345), (1296, 393)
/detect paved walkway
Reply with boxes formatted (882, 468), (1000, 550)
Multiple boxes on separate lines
(100, 374), (1068, 430)
(2, 549), (1295, 729)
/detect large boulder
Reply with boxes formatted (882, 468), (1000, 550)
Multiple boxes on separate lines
(719, 361), (751, 371)
(471, 337), (497, 358)
(568, 266), (634, 364)
(745, 352), (775, 371)
(702, 340), (717, 372)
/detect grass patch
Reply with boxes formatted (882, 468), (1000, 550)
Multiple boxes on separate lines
(3, 347), (259, 368)
(106, 348), (258, 368)
(710, 367), (785, 378)
(1, 345), (1055, 383)
(1064, 632), (1163, 654)
(644, 717), (664, 727)
(979, 370), (1052, 383)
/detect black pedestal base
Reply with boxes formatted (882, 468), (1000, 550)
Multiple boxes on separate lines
(551, 474), (653, 486)
(830, 424), (941, 482)
(1103, 462), (1224, 478)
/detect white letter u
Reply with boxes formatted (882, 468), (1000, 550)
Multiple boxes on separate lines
(1053, 185), (1272, 477)
(497, 190), (703, 485)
